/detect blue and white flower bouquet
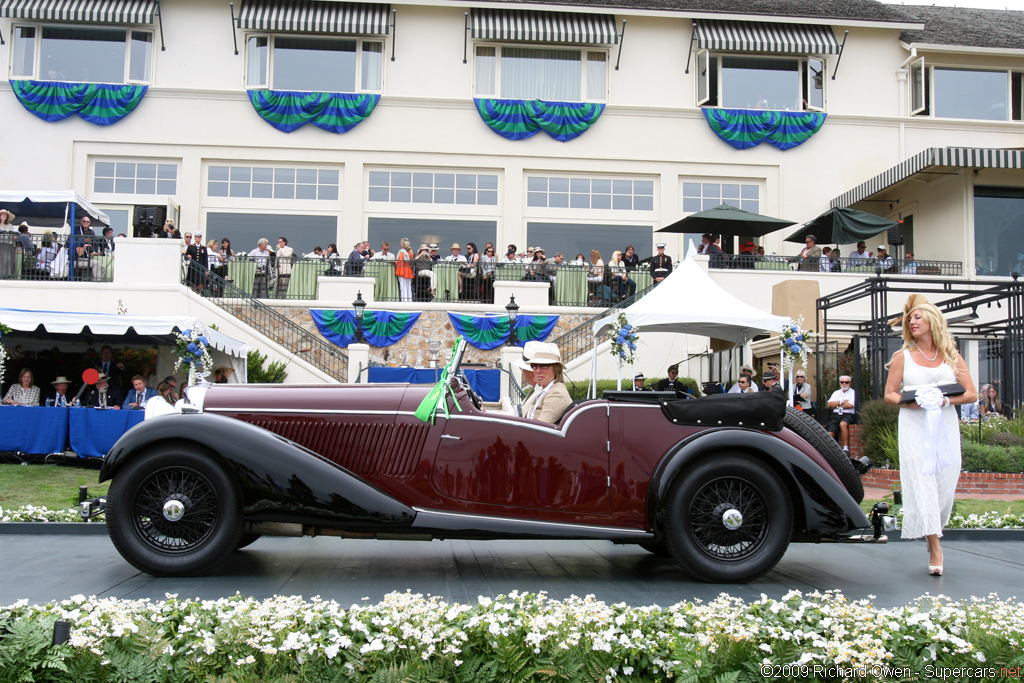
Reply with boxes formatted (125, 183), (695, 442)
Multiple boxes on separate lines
(175, 323), (214, 384)
(779, 316), (814, 374)
(609, 312), (639, 366)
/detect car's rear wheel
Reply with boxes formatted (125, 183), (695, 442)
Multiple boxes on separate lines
(665, 455), (792, 583)
(106, 444), (243, 577)
(783, 406), (864, 503)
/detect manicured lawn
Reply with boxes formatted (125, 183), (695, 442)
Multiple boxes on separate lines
(0, 463), (109, 512)
(860, 496), (1024, 517)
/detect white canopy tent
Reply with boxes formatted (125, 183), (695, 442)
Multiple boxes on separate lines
(0, 190), (110, 228)
(0, 309), (248, 382)
(590, 257), (792, 394)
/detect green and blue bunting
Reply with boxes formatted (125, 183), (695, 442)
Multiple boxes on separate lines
(311, 309), (421, 348)
(11, 80), (147, 125)
(474, 99), (604, 142)
(447, 313), (559, 350)
(248, 90), (380, 133)
(703, 108), (826, 150)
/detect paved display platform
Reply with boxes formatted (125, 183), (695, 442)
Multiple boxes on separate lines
(2, 534), (1021, 608)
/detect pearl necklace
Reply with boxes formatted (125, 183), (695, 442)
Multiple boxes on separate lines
(917, 345), (939, 362)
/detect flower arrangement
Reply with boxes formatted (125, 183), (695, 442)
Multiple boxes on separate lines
(780, 315), (814, 373)
(174, 323), (213, 384)
(609, 312), (639, 366)
(0, 589), (1020, 681)
(0, 323), (9, 385)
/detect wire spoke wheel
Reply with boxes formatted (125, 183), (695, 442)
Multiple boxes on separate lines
(688, 477), (768, 561)
(133, 467), (219, 552)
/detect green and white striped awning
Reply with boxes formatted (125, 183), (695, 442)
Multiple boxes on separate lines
(833, 147), (1024, 208)
(0, 0), (156, 23)
(694, 19), (840, 55)
(238, 0), (390, 35)
(471, 8), (618, 45)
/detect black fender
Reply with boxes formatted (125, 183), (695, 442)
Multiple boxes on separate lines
(648, 428), (869, 537)
(100, 412), (415, 528)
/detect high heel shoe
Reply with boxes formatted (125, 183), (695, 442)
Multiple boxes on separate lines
(929, 565), (943, 576)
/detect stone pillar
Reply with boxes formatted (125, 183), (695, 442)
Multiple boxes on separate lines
(500, 344), (525, 410)
(347, 343), (369, 384)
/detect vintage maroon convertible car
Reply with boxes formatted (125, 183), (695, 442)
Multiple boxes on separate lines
(94, 342), (878, 583)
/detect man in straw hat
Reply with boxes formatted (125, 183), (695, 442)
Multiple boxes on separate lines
(728, 364), (758, 393)
(46, 376), (74, 407)
(519, 342), (571, 424)
(83, 373), (121, 409)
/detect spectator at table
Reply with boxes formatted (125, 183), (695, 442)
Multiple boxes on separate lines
(45, 376), (74, 407)
(162, 375), (180, 402)
(621, 245), (640, 297)
(0, 208), (15, 231)
(796, 234), (821, 272)
(3, 368), (40, 405)
(414, 244), (436, 297)
(96, 345), (127, 397)
(848, 241), (870, 263)
(655, 364), (687, 393)
(902, 251), (919, 274)
(249, 238), (274, 296)
(877, 245), (895, 273)
(122, 375), (158, 410)
(502, 245), (518, 264)
(396, 237), (415, 303)
(606, 250), (629, 301)
(35, 231), (58, 277)
(370, 241), (395, 260)
(820, 246), (833, 272)
(83, 373), (121, 409)
(650, 242), (672, 283)
(587, 249), (606, 305)
(728, 365), (758, 393)
(360, 240), (375, 260)
(218, 238), (235, 264)
(979, 384), (1011, 419)
(826, 375), (857, 453)
(792, 371), (813, 415)
(186, 231), (209, 293)
(97, 226), (116, 255)
(429, 244), (441, 261)
(275, 236), (294, 296)
(959, 397), (980, 422)
(632, 373), (652, 391)
(346, 241), (365, 276)
(480, 244), (497, 301)
(145, 381), (180, 419)
(70, 215), (96, 280)
(305, 246), (324, 259)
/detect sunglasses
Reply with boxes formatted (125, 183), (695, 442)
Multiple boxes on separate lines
(529, 363), (552, 369)
(840, 381), (851, 384)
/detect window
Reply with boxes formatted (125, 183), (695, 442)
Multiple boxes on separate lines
(527, 222), (651, 263)
(207, 165), (339, 201)
(698, 53), (824, 111)
(682, 181), (760, 213)
(94, 161), (177, 196)
(475, 45), (607, 101)
(245, 35), (383, 91)
(368, 171), (498, 206)
(912, 60), (1023, 121)
(974, 186), (1024, 276)
(527, 176), (654, 211)
(367, 217), (497, 256)
(11, 25), (153, 83)
(206, 213), (338, 257)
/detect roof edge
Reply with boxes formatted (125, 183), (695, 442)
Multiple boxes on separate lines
(900, 40), (1024, 57)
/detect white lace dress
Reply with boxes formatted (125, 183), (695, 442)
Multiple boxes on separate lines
(898, 349), (962, 539)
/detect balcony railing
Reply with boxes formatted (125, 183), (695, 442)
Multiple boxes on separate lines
(708, 254), (963, 276)
(0, 232), (114, 282)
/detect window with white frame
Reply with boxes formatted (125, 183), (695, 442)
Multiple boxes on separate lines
(682, 180), (761, 213)
(474, 45), (607, 102)
(207, 165), (340, 201)
(245, 35), (383, 92)
(93, 161), (178, 196)
(910, 58), (1022, 121)
(697, 54), (825, 111)
(527, 176), (654, 211)
(368, 171), (498, 206)
(10, 25), (153, 83)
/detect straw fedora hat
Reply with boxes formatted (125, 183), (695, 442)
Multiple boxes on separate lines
(523, 342), (562, 369)
(52, 376), (72, 385)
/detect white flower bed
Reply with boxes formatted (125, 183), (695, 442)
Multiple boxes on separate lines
(1, 590), (1021, 681)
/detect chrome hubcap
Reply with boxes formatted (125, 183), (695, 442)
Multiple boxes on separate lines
(721, 508), (743, 530)
(162, 499), (186, 522)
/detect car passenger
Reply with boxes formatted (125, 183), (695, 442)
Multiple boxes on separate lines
(519, 342), (571, 424)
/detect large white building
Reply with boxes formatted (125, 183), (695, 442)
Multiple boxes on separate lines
(2, 0), (1023, 391)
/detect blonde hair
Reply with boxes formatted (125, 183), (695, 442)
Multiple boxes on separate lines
(590, 249), (601, 265)
(610, 250), (622, 264)
(896, 294), (960, 373)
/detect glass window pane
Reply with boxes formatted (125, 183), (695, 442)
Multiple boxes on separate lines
(136, 179), (155, 194)
(274, 168), (295, 184)
(722, 183), (740, 198)
(721, 56), (800, 110)
(247, 36), (268, 87)
(274, 36), (357, 92)
(319, 169), (339, 184)
(975, 188), (1024, 275)
(157, 179), (176, 195)
(702, 183), (721, 198)
(456, 189), (476, 204)
(296, 184), (317, 200)
(369, 171), (390, 186)
(435, 173), (455, 188)
(702, 198), (720, 210)
(296, 169), (318, 184)
(318, 185), (339, 201)
(12, 27), (35, 78)
(612, 195), (632, 210)
(592, 194), (611, 210)
(570, 194), (590, 209)
(478, 190), (498, 205)
(683, 182), (701, 197)
(129, 30), (152, 81)
(808, 57), (825, 110)
(570, 178), (590, 193)
(527, 192), (547, 207)
(208, 181), (228, 197)
(586, 51), (607, 100)
(361, 41), (383, 91)
(549, 193), (569, 208)
(209, 166), (229, 181)
(207, 212), (337, 258)
(274, 184), (294, 199)
(634, 195), (653, 211)
(413, 188), (433, 203)
(683, 197), (702, 212)
(95, 162), (116, 178)
(612, 180), (632, 195)
(252, 167), (274, 183)
(94, 178), (115, 193)
(252, 183), (273, 199)
(413, 173), (433, 188)
(723, 198), (741, 208)
(475, 46), (496, 95)
(549, 177), (570, 193)
(40, 26), (126, 84)
(390, 187), (411, 202)
(934, 68), (1008, 121)
(368, 216), (496, 260)
(592, 179), (611, 194)
(391, 172), (411, 187)
(527, 177), (548, 192)
(501, 46), (581, 101)
(478, 175), (498, 190)
(740, 199), (759, 213)
(741, 185), (759, 199)
(527, 221), (651, 266)
(634, 180), (653, 196)
(368, 187), (389, 202)
(115, 178), (135, 193)
(230, 167), (252, 182)
(230, 183), (250, 198)
(456, 174), (477, 189)
(136, 163), (156, 179)
(158, 164), (177, 180)
(434, 188), (454, 204)
(115, 163), (135, 178)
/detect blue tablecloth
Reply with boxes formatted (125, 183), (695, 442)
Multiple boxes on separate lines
(368, 367), (500, 402)
(0, 406), (70, 455)
(68, 408), (146, 458)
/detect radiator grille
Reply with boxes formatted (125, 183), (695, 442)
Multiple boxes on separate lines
(244, 417), (428, 477)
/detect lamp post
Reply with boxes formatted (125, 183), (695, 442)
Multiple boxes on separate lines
(505, 294), (520, 346)
(353, 290), (367, 343)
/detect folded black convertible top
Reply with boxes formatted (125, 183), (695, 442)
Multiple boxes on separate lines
(659, 390), (787, 431)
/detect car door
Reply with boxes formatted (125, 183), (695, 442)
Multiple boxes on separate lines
(429, 404), (611, 517)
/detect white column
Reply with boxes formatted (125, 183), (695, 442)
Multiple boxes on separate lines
(347, 343), (370, 384)
(500, 344), (524, 411)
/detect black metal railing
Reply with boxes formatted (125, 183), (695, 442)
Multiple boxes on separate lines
(501, 367), (526, 412)
(550, 281), (657, 364)
(708, 253), (963, 276)
(0, 232), (114, 282)
(181, 259), (348, 382)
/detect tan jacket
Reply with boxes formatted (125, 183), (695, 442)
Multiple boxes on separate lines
(520, 381), (572, 424)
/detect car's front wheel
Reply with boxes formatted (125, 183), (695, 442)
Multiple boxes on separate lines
(106, 444), (243, 577)
(665, 455), (792, 583)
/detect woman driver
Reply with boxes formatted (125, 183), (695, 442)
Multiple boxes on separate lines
(518, 342), (571, 424)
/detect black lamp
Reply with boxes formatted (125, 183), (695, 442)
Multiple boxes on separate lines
(505, 294), (520, 346)
(353, 290), (367, 343)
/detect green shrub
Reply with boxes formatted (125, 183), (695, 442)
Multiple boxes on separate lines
(985, 431), (1024, 448)
(873, 424), (901, 469)
(859, 399), (899, 463)
(960, 442), (1024, 473)
(247, 349), (288, 384)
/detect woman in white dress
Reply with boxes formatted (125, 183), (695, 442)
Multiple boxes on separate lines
(884, 294), (976, 576)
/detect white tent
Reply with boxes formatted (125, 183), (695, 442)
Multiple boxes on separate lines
(0, 190), (110, 227)
(0, 308), (248, 382)
(590, 257), (792, 394)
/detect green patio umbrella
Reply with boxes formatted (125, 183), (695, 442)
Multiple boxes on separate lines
(785, 207), (900, 245)
(657, 203), (797, 237)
